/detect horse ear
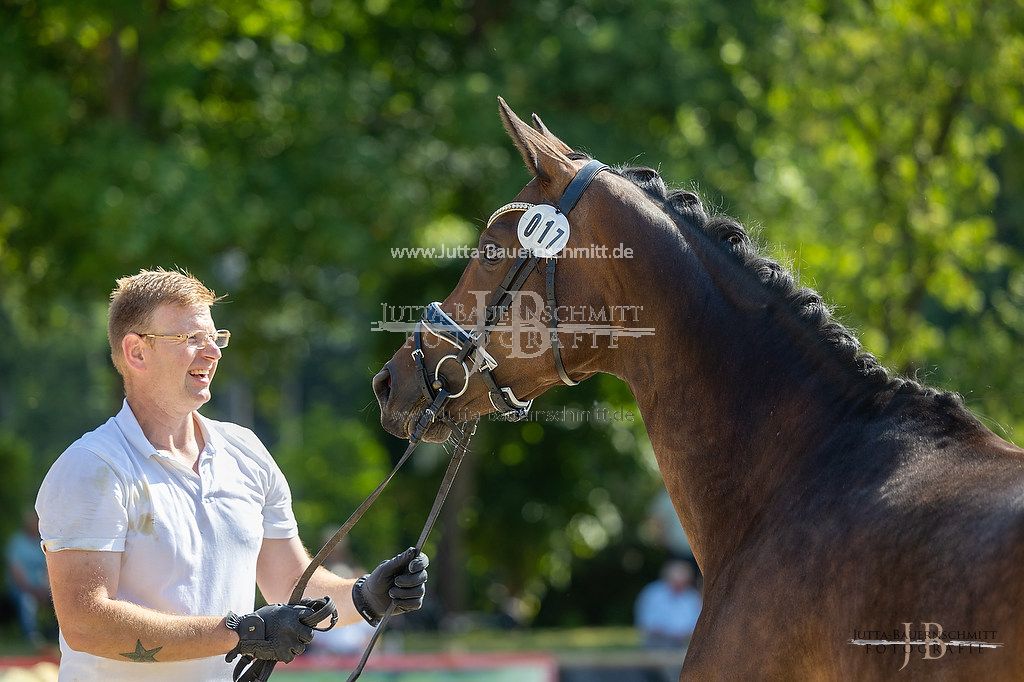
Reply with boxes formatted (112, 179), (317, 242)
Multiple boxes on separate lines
(531, 113), (575, 155)
(498, 97), (576, 190)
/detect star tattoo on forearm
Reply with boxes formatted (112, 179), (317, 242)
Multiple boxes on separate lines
(120, 639), (163, 662)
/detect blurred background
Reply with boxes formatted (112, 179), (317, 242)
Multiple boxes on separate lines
(1, 0), (1023, 673)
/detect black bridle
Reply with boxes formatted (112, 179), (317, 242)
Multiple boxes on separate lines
(238, 160), (608, 682)
(412, 159), (610, 419)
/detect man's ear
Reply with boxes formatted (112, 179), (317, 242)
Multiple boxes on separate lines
(122, 334), (147, 372)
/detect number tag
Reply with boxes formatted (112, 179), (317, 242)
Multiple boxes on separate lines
(517, 205), (571, 257)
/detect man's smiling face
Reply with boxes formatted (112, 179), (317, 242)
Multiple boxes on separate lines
(138, 303), (223, 414)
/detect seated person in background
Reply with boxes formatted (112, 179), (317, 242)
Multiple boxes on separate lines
(5, 509), (51, 648)
(635, 559), (702, 649)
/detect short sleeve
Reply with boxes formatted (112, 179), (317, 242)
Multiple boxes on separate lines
(35, 447), (129, 553)
(260, 451), (298, 539)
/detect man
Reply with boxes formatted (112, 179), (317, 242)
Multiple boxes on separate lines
(36, 268), (426, 681)
(634, 559), (702, 649)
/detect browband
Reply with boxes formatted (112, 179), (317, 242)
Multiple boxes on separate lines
(486, 160), (610, 230)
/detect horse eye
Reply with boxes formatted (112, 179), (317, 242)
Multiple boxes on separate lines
(481, 242), (503, 264)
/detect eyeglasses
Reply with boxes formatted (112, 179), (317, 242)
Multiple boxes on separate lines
(136, 329), (231, 350)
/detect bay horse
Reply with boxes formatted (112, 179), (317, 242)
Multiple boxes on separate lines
(373, 97), (1024, 680)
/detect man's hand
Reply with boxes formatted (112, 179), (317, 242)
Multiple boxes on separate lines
(227, 598), (337, 682)
(224, 602), (315, 664)
(351, 547), (429, 626)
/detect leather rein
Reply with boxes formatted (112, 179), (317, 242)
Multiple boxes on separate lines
(239, 160), (609, 682)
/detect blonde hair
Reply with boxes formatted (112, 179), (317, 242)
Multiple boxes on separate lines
(108, 268), (223, 377)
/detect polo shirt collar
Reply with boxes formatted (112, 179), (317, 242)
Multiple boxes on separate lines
(115, 399), (159, 457)
(193, 411), (227, 455)
(115, 399), (223, 459)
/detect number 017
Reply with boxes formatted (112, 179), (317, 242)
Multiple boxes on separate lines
(523, 214), (565, 249)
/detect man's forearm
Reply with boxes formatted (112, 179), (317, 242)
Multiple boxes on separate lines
(59, 597), (238, 663)
(255, 536), (362, 628)
(47, 548), (241, 663)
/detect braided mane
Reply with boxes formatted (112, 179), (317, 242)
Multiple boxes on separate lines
(603, 158), (960, 405)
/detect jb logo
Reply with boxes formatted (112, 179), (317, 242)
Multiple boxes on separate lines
(849, 622), (1002, 669)
(899, 622), (946, 671)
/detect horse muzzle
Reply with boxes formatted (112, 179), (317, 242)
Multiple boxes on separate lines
(372, 364), (454, 443)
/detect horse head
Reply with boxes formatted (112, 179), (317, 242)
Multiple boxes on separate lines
(373, 97), (656, 443)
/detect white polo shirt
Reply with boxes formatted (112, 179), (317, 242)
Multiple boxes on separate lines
(36, 400), (299, 682)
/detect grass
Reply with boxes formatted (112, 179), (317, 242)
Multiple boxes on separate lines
(0, 626), (40, 657)
(400, 626), (642, 654)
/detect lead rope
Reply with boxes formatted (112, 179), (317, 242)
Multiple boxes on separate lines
(234, 391), (476, 682)
(345, 417), (477, 682)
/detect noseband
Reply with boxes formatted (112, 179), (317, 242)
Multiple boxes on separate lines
(413, 159), (610, 422)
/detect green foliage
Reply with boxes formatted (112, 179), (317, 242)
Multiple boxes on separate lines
(737, 0), (1024, 386)
(272, 404), (398, 561)
(2, 0), (1024, 628)
(0, 430), (32, 550)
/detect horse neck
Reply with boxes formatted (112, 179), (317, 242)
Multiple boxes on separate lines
(599, 212), (871, 577)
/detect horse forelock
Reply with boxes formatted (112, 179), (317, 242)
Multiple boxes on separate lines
(592, 157), (962, 406)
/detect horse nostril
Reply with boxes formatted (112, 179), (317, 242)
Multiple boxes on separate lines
(372, 367), (392, 406)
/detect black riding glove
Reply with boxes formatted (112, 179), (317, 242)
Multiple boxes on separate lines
(227, 597), (338, 682)
(224, 602), (316, 664)
(351, 547), (429, 626)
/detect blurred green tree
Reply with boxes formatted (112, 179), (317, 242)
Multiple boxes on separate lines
(1, 0), (1022, 627)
